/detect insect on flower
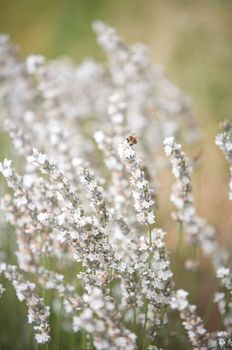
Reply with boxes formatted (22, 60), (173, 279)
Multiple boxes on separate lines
(126, 135), (138, 146)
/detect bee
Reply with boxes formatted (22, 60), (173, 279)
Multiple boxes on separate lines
(126, 135), (137, 146)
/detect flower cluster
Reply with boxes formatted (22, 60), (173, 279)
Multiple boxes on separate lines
(0, 22), (231, 350)
(73, 287), (136, 350)
(164, 136), (227, 271)
(117, 139), (155, 225)
(164, 136), (193, 221)
(217, 331), (232, 349)
(215, 267), (232, 334)
(0, 263), (50, 343)
(217, 267), (232, 291)
(216, 119), (232, 200)
(93, 21), (200, 148)
(170, 289), (211, 349)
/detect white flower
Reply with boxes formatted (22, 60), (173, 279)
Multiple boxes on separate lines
(35, 332), (50, 344)
(26, 55), (45, 74)
(94, 130), (105, 143)
(37, 212), (49, 223)
(170, 289), (188, 311)
(217, 267), (230, 279)
(0, 159), (13, 178)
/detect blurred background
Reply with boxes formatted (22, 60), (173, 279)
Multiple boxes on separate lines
(0, 0), (232, 343)
(0, 0), (231, 122)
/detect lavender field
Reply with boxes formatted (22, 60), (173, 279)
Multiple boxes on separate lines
(0, 2), (232, 350)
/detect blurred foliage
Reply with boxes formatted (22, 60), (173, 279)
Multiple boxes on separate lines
(0, 0), (231, 123)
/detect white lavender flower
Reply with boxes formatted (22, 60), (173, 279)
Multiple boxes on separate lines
(164, 137), (193, 219)
(26, 55), (45, 74)
(78, 166), (109, 225)
(164, 136), (228, 271)
(170, 289), (209, 349)
(217, 331), (232, 348)
(0, 263), (50, 344)
(117, 138), (155, 225)
(93, 20), (200, 148)
(216, 119), (232, 200)
(0, 21), (231, 350)
(73, 287), (136, 350)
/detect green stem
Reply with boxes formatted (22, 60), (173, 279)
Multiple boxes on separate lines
(90, 335), (94, 350)
(191, 245), (198, 301)
(175, 222), (183, 271)
(133, 270), (137, 327)
(53, 257), (69, 350)
(109, 268), (114, 297)
(82, 331), (86, 350)
(142, 225), (153, 350)
(228, 244), (232, 266)
(133, 307), (137, 326)
(148, 225), (152, 269)
(142, 302), (148, 350)
(204, 289), (215, 326)
(53, 301), (63, 350)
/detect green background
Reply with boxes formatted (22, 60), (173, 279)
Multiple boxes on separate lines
(0, 0), (231, 124)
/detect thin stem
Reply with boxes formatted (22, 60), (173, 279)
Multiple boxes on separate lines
(148, 225), (152, 269)
(204, 289), (215, 326)
(142, 303), (148, 350)
(109, 268), (113, 297)
(175, 222), (183, 271)
(142, 224), (153, 350)
(53, 256), (68, 350)
(133, 307), (137, 326)
(82, 331), (86, 350)
(190, 245), (198, 301)
(133, 270), (137, 327)
(90, 335), (94, 350)
(53, 303), (64, 350)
